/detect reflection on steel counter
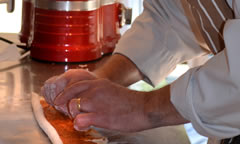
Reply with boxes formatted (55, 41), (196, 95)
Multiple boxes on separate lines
(0, 61), (50, 144)
(0, 72), (14, 100)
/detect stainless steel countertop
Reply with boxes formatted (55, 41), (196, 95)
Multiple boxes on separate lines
(0, 33), (190, 144)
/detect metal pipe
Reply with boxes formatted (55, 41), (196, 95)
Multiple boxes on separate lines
(0, 0), (9, 3)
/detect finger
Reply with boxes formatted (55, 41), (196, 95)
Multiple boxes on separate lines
(42, 75), (67, 105)
(50, 69), (96, 103)
(54, 103), (71, 117)
(45, 75), (59, 84)
(42, 76), (58, 103)
(42, 77), (60, 105)
(42, 69), (97, 108)
(58, 69), (96, 85)
(73, 113), (111, 131)
(68, 98), (92, 118)
(73, 113), (99, 131)
(42, 69), (95, 105)
(41, 86), (52, 105)
(68, 99), (81, 119)
(54, 81), (92, 106)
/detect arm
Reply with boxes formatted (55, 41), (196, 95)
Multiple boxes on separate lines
(54, 79), (188, 132)
(93, 54), (144, 87)
(170, 18), (240, 139)
(114, 0), (208, 86)
(143, 85), (189, 128)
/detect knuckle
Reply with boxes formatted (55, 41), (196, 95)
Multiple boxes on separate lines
(97, 78), (109, 84)
(45, 76), (57, 84)
(91, 88), (104, 99)
(66, 69), (76, 75)
(93, 87), (103, 94)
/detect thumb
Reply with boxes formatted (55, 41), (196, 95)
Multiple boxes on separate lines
(73, 113), (109, 131)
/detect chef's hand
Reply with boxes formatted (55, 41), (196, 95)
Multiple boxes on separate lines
(41, 69), (96, 115)
(54, 78), (149, 132)
(42, 54), (143, 116)
(54, 79), (189, 132)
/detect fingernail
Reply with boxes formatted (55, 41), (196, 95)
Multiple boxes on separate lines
(49, 84), (57, 102)
(42, 85), (53, 105)
(43, 83), (57, 105)
(54, 105), (63, 112)
(54, 105), (69, 116)
(74, 125), (90, 132)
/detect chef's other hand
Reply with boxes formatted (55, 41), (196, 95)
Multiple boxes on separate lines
(41, 69), (96, 115)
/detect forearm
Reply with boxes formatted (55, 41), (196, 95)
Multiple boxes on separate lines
(94, 54), (144, 87)
(144, 85), (189, 128)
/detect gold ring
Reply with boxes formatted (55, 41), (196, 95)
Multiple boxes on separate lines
(77, 98), (81, 112)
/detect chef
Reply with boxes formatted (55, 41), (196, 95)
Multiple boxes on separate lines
(42, 0), (240, 143)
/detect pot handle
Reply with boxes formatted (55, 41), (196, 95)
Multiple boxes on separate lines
(0, 0), (15, 13)
(118, 3), (132, 27)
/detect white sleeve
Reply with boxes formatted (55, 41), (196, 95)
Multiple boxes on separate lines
(233, 0), (240, 18)
(171, 19), (240, 139)
(114, 0), (207, 86)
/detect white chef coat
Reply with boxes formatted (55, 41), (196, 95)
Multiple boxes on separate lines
(114, 0), (240, 140)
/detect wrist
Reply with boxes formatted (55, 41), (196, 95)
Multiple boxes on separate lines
(143, 85), (189, 128)
(92, 68), (106, 79)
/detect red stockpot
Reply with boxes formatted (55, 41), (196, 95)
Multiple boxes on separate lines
(100, 0), (120, 54)
(19, 0), (34, 44)
(30, 0), (102, 62)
